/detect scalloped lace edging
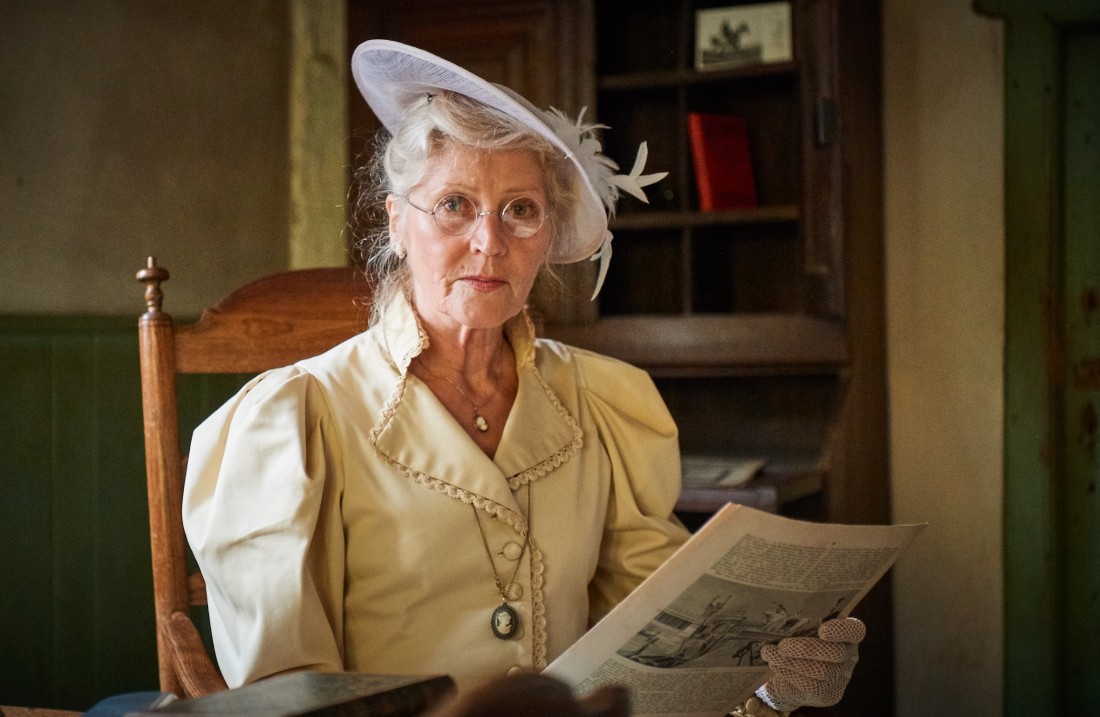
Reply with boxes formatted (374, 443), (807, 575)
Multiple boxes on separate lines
(506, 368), (584, 491)
(530, 544), (547, 670)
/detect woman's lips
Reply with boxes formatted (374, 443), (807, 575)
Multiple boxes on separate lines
(461, 276), (506, 292)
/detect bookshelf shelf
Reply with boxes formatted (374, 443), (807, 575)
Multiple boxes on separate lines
(610, 204), (800, 231)
(598, 61), (799, 91)
(542, 313), (847, 376)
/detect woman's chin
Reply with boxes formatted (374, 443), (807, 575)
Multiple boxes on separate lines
(439, 296), (526, 331)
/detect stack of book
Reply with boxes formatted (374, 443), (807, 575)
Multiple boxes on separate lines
(130, 672), (455, 717)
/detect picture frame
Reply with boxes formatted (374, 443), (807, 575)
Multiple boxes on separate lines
(694, 2), (793, 71)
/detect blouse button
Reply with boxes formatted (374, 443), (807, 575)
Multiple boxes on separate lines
(506, 583), (524, 600)
(507, 666), (527, 677)
(502, 542), (524, 560)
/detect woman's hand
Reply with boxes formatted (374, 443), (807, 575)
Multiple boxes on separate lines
(754, 617), (866, 712)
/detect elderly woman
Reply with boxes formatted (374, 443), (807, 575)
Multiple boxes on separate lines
(182, 40), (861, 716)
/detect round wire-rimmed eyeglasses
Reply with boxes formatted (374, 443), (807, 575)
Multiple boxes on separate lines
(400, 193), (547, 239)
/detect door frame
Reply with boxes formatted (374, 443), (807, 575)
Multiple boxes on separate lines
(973, 1), (1100, 712)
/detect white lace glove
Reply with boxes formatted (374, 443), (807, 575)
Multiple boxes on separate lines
(755, 617), (866, 712)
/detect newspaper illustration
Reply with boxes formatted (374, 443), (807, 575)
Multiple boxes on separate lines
(544, 503), (924, 717)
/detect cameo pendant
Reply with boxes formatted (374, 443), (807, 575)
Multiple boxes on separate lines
(491, 603), (520, 640)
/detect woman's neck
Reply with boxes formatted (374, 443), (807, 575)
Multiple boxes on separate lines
(410, 311), (520, 457)
(417, 320), (509, 383)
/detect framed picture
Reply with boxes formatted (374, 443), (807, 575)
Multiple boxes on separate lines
(695, 2), (793, 71)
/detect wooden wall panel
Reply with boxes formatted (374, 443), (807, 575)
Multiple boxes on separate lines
(0, 319), (249, 711)
(0, 320), (155, 709)
(0, 334), (55, 704)
(49, 335), (103, 707)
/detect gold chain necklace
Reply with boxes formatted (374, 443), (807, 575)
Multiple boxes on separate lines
(415, 358), (501, 433)
(472, 482), (531, 640)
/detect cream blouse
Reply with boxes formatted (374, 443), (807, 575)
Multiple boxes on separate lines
(182, 294), (690, 688)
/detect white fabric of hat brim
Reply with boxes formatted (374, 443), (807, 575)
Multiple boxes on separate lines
(351, 39), (608, 264)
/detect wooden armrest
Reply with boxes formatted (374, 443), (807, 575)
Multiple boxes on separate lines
(162, 611), (228, 698)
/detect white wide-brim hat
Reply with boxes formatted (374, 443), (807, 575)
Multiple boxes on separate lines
(351, 39), (666, 281)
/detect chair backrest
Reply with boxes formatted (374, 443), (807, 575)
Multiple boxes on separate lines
(135, 256), (370, 697)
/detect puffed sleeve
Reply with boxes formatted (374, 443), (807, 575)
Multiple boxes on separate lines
(181, 366), (347, 687)
(578, 354), (692, 623)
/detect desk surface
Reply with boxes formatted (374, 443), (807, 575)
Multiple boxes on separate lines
(1, 708), (81, 717)
(676, 469), (824, 514)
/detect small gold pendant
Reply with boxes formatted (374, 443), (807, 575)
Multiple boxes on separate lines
(491, 603), (519, 640)
(474, 413), (489, 432)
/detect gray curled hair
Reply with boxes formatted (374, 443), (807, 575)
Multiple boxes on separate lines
(351, 90), (578, 325)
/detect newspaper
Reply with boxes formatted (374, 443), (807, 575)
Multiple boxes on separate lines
(543, 503), (924, 717)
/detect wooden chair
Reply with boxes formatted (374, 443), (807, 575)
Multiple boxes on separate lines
(135, 256), (369, 698)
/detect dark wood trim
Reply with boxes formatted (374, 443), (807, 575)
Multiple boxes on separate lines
(543, 314), (847, 373)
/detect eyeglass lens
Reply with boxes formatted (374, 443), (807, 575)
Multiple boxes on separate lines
(431, 194), (545, 238)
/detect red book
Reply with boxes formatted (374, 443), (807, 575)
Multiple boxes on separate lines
(687, 112), (758, 211)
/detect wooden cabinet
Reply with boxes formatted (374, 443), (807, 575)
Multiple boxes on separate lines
(539, 0), (883, 524)
(588, 1), (842, 319)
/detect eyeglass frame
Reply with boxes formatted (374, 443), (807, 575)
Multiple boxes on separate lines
(398, 192), (549, 239)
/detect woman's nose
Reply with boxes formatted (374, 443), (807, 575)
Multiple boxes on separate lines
(468, 211), (508, 256)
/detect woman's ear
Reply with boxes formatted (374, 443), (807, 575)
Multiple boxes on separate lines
(385, 194), (406, 258)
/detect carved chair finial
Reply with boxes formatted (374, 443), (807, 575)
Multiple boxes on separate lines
(136, 256), (170, 314)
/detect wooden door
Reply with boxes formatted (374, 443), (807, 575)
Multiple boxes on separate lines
(974, 1), (1100, 713)
(1061, 32), (1100, 711)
